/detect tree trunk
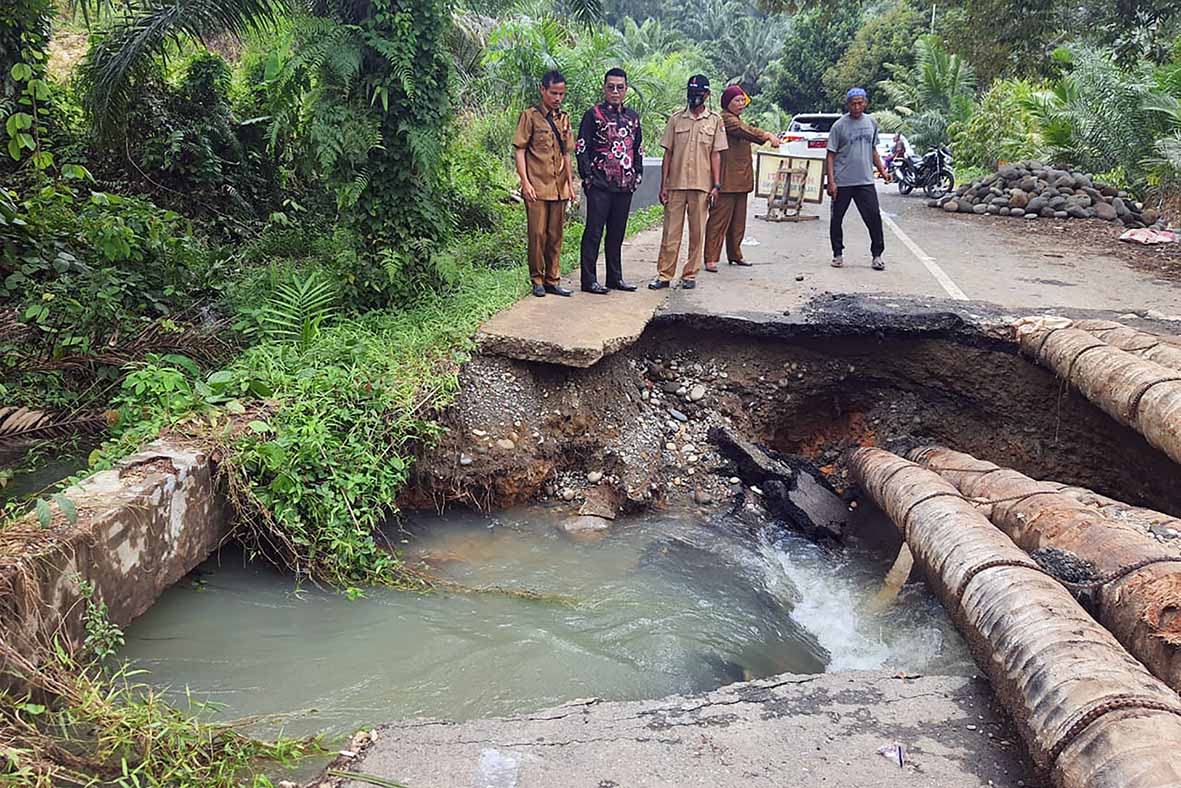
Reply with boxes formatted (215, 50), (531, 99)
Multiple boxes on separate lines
(1015, 316), (1181, 466)
(850, 447), (1181, 787)
(1071, 319), (1181, 372)
(1054, 483), (1181, 537)
(910, 445), (1181, 691)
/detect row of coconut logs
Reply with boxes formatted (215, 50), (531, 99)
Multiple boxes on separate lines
(851, 317), (1181, 787)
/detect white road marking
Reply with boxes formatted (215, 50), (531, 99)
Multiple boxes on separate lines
(880, 212), (968, 301)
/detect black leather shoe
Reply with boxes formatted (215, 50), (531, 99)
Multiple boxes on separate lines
(582, 282), (609, 294)
(648, 279), (670, 290)
(544, 284), (573, 297)
(533, 285), (546, 297)
(680, 279), (697, 290)
(607, 280), (638, 292)
(728, 259), (753, 267)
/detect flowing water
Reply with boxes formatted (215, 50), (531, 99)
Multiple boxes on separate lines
(119, 505), (971, 743)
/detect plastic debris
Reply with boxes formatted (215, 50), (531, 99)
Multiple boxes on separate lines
(1119, 228), (1178, 245)
(877, 742), (906, 768)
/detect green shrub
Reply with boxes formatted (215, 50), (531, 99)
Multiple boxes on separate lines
(950, 79), (1043, 169)
(1, 182), (213, 359)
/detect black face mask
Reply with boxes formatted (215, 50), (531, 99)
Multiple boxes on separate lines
(687, 92), (706, 109)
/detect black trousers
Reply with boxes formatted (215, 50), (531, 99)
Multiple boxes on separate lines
(580, 187), (633, 289)
(830, 184), (885, 258)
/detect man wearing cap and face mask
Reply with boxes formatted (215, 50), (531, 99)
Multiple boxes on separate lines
(649, 74), (728, 291)
(826, 87), (890, 271)
(704, 85), (780, 273)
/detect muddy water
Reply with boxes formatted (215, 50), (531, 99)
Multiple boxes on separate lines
(119, 506), (970, 742)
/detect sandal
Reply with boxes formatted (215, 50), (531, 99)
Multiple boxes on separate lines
(704, 263), (719, 273)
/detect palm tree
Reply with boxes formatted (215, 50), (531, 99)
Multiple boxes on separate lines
(611, 17), (687, 61)
(878, 35), (976, 120)
(75, 0), (607, 137)
(710, 14), (788, 94)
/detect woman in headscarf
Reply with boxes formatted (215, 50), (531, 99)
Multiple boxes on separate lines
(703, 85), (780, 273)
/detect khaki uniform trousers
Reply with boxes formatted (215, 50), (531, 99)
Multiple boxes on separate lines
(705, 192), (748, 264)
(656, 189), (708, 282)
(526, 199), (567, 286)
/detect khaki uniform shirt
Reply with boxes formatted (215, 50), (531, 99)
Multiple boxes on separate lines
(659, 107), (728, 192)
(719, 110), (769, 194)
(513, 105), (576, 201)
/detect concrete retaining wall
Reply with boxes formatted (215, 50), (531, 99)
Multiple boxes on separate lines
(1, 439), (229, 670)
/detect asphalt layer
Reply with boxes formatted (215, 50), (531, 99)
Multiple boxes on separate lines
(330, 672), (1035, 788)
(479, 184), (1181, 368)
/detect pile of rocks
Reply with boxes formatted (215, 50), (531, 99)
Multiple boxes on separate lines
(928, 161), (1164, 228)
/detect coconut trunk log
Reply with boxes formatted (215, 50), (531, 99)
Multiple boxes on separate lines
(1071, 319), (1181, 372)
(1053, 483), (1181, 537)
(850, 447), (1181, 787)
(1014, 316), (1181, 466)
(911, 445), (1181, 691)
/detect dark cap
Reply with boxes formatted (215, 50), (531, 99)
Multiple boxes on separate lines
(687, 74), (710, 93)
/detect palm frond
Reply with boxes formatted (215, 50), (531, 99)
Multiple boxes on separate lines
(78, 0), (283, 137)
(0, 407), (107, 447)
(259, 271), (339, 349)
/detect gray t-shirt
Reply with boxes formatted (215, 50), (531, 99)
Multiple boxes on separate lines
(827, 113), (880, 187)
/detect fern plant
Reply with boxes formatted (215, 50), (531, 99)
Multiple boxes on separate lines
(259, 271), (340, 350)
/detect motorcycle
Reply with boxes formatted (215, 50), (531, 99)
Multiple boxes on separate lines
(892, 145), (954, 198)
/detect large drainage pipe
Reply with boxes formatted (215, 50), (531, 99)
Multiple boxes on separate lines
(1014, 316), (1181, 466)
(850, 447), (1181, 787)
(911, 445), (1181, 692)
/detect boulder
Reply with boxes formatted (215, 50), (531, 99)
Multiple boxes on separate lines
(1054, 210), (1069, 219)
(1025, 213), (1039, 219)
(1055, 174), (1077, 189)
(1048, 195), (1068, 210)
(1112, 197), (1129, 217)
(1018, 176), (1038, 192)
(1009, 189), (1030, 209)
(1066, 205), (1088, 219)
(999, 207), (1011, 216)
(998, 165), (1020, 180)
(990, 196), (1009, 206)
(1144, 208), (1160, 225)
(1026, 196), (1046, 213)
(1040, 206), (1056, 218)
(973, 204), (988, 214)
(943, 200), (960, 212)
(1094, 201), (1118, 221)
(1100, 184), (1119, 197)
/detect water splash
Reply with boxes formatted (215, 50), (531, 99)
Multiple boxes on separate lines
(760, 534), (969, 673)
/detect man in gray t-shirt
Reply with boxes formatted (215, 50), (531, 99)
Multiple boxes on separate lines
(825, 87), (890, 270)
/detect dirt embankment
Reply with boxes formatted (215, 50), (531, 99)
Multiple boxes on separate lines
(399, 322), (1181, 533)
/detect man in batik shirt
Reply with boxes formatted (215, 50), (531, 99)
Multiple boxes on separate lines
(575, 67), (644, 294)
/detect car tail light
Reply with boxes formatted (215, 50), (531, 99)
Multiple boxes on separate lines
(785, 135), (804, 142)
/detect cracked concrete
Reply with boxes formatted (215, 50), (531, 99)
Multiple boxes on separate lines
(329, 672), (1034, 787)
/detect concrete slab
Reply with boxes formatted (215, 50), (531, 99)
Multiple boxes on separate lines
(476, 286), (667, 368)
(475, 229), (666, 367)
(332, 671), (1033, 788)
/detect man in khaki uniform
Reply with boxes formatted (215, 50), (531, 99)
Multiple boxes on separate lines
(514, 70), (577, 297)
(650, 74), (728, 291)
